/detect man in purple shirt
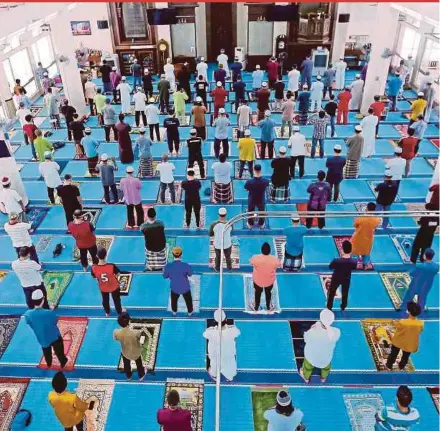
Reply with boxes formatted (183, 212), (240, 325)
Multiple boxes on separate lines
(163, 247), (194, 316)
(157, 389), (191, 431)
(119, 166), (143, 228)
(306, 170), (330, 229)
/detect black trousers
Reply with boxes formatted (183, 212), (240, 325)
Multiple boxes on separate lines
(248, 201), (265, 226)
(47, 187), (55, 204)
(79, 245), (98, 269)
(195, 126), (206, 140)
(65, 420), (84, 431)
(23, 283), (49, 309)
(170, 290), (193, 313)
(121, 354), (145, 379)
(126, 203), (144, 228)
(135, 111), (147, 127)
(326, 279), (350, 310)
(261, 140), (274, 159)
(411, 227), (436, 263)
(64, 207), (80, 225)
(67, 125), (73, 142)
(143, 85), (153, 99)
(104, 125), (118, 142)
(306, 206), (325, 229)
(101, 289), (122, 314)
(328, 181), (342, 202)
(185, 201), (201, 227)
(238, 160), (254, 178)
(254, 282), (273, 310)
(386, 344), (411, 370)
(159, 95), (169, 113)
(188, 153), (205, 178)
(167, 135), (180, 153)
(150, 124), (160, 141)
(196, 92), (207, 107)
(104, 184), (119, 203)
(87, 98), (95, 116)
(42, 336), (68, 368)
(323, 85), (333, 99)
(291, 156), (305, 178)
(15, 244), (39, 263)
(214, 138), (229, 158)
(214, 246), (232, 271)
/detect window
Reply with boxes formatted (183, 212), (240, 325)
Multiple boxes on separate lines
(24, 80), (37, 98)
(47, 63), (58, 77)
(398, 26), (421, 60)
(31, 36), (55, 67)
(248, 21), (273, 56)
(9, 49), (33, 83)
(2, 60), (15, 91)
(420, 38), (440, 75)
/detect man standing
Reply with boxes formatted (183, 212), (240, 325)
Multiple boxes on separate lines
(409, 92), (427, 126)
(375, 170), (399, 228)
(306, 170), (330, 229)
(398, 128), (419, 177)
(283, 215), (307, 271)
(270, 146), (291, 202)
(60, 100), (77, 142)
(300, 55), (313, 89)
(94, 88), (107, 125)
(120, 166), (144, 228)
(140, 207), (167, 271)
(281, 91), (295, 138)
(238, 129), (256, 179)
(141, 69), (153, 99)
(386, 147), (405, 185)
(210, 82), (228, 117)
(252, 65), (264, 93)
(360, 108), (378, 157)
(209, 207), (233, 271)
(110, 67), (122, 103)
(370, 95), (385, 137)
(326, 144), (346, 202)
(181, 170), (201, 229)
(84, 76), (97, 116)
(130, 59), (142, 91)
(297, 85), (311, 125)
(187, 129), (205, 179)
(256, 82), (270, 121)
(326, 240), (357, 311)
(410, 204), (439, 264)
(211, 154), (233, 204)
(96, 154), (118, 204)
(157, 390), (192, 430)
(217, 49), (230, 78)
(266, 57), (280, 89)
(57, 174), (82, 224)
(44, 88), (61, 128)
(156, 154), (176, 204)
(133, 88), (147, 127)
(191, 97), (207, 140)
(230, 56), (243, 82)
(213, 108), (230, 158)
(81, 127), (100, 176)
(22, 114), (38, 160)
(334, 58), (347, 90)
(0, 177), (25, 220)
(69, 113), (86, 157)
(258, 110), (276, 160)
(100, 60), (112, 94)
(273, 77), (285, 111)
(163, 247), (194, 316)
(237, 100), (252, 137)
(103, 98), (118, 142)
(172, 87), (188, 124)
(337, 87), (352, 125)
(163, 109), (180, 155)
(214, 64), (227, 88)
(309, 110), (330, 159)
(348, 74), (364, 111)
(194, 76), (208, 107)
(325, 95), (338, 138)
(409, 115), (428, 142)
(245, 165), (269, 228)
(39, 152), (62, 204)
(5, 213), (38, 261)
(164, 58), (176, 91)
(145, 100), (161, 142)
(423, 82), (435, 121)
(232, 76), (246, 112)
(387, 73), (403, 112)
(288, 126), (306, 179)
(36, 61), (48, 80)
(117, 77), (132, 115)
(196, 57), (208, 82)
(287, 65), (300, 98)
(344, 125), (364, 178)
(310, 76), (324, 112)
(34, 129), (53, 162)
(158, 75), (171, 114)
(322, 64), (336, 99)
(24, 289), (67, 368)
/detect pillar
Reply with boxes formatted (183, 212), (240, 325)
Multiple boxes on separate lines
(272, 3), (288, 56)
(411, 21), (435, 88)
(331, 3), (351, 64)
(0, 65), (16, 119)
(360, 3), (400, 115)
(155, 3), (172, 59)
(195, 3), (207, 58)
(236, 3), (248, 54)
(49, 9), (87, 116)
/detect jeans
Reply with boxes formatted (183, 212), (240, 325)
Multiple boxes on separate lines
(248, 201), (265, 226)
(214, 246), (232, 271)
(122, 354), (145, 380)
(260, 140), (274, 159)
(254, 282), (273, 310)
(104, 125), (118, 142)
(291, 156), (305, 178)
(281, 120), (292, 137)
(188, 153), (205, 178)
(126, 203), (144, 227)
(133, 76), (141, 91)
(238, 160), (254, 178)
(29, 139), (37, 159)
(326, 279), (350, 310)
(160, 182), (175, 203)
(386, 345), (411, 370)
(15, 244), (39, 263)
(149, 124), (160, 141)
(389, 95), (397, 111)
(42, 336), (68, 368)
(170, 290), (193, 313)
(101, 289), (122, 314)
(104, 184), (119, 203)
(302, 357), (331, 380)
(135, 111), (147, 127)
(311, 137), (324, 158)
(214, 138), (229, 158)
(329, 115), (336, 137)
(328, 181), (341, 202)
(376, 203), (391, 228)
(47, 187), (55, 204)
(79, 245), (98, 269)
(103, 81), (112, 94)
(23, 283), (49, 309)
(185, 201), (201, 227)
(65, 421), (84, 431)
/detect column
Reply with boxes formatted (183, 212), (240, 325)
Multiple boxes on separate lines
(195, 3), (207, 58)
(331, 3), (351, 64)
(0, 65), (15, 119)
(155, 2), (173, 59)
(360, 3), (400, 115)
(272, 3), (288, 56)
(49, 9), (87, 116)
(236, 3), (248, 54)
(411, 21), (434, 88)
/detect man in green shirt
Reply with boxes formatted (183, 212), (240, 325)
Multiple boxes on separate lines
(34, 129), (53, 161)
(93, 88), (107, 125)
(173, 87), (188, 124)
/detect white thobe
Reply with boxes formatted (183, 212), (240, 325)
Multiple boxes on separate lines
(117, 83), (132, 114)
(360, 115), (378, 157)
(334, 61), (347, 90)
(419, 75), (432, 92)
(203, 325), (240, 381)
(404, 59), (415, 82)
(164, 63), (176, 91)
(288, 70), (300, 93)
(310, 81), (324, 111)
(217, 53), (230, 77)
(196, 62), (208, 82)
(424, 87), (435, 121)
(349, 79), (364, 111)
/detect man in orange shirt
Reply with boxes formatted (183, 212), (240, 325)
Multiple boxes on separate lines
(369, 95), (385, 137)
(191, 97), (207, 140)
(210, 82), (228, 118)
(337, 87), (352, 125)
(398, 128), (419, 177)
(250, 242), (281, 312)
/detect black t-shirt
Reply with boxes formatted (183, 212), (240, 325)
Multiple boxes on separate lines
(142, 75), (153, 88)
(163, 118), (180, 137)
(100, 65), (112, 82)
(195, 81), (208, 94)
(187, 137), (202, 156)
(233, 82), (246, 99)
(140, 221), (166, 251)
(181, 179), (201, 203)
(271, 158), (291, 187)
(61, 105), (76, 123)
(329, 257), (357, 282)
(325, 101), (338, 117)
(375, 181), (399, 206)
(69, 121), (85, 140)
(273, 81), (285, 100)
(57, 184), (81, 211)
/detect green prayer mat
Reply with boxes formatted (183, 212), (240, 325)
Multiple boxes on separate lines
(166, 237), (177, 261)
(251, 386), (283, 431)
(43, 271), (73, 307)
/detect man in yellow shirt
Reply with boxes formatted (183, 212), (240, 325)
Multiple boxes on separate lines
(93, 88), (107, 125)
(48, 372), (90, 431)
(34, 129), (53, 162)
(386, 301), (424, 370)
(237, 129), (256, 179)
(409, 92), (427, 125)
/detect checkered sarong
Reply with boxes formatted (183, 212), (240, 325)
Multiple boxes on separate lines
(139, 157), (154, 177)
(145, 247), (167, 271)
(344, 159), (360, 179)
(212, 182), (233, 204)
(268, 183), (290, 203)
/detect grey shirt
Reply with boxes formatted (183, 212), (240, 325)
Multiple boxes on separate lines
(97, 163), (116, 186)
(103, 105), (117, 126)
(346, 134), (364, 161)
(134, 136), (152, 159)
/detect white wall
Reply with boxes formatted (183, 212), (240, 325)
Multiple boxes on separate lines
(346, 4), (378, 40)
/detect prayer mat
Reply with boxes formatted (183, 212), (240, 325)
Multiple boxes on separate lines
(9, 144), (20, 154)
(333, 236), (374, 270)
(209, 239), (240, 269)
(390, 234), (414, 263)
(256, 142), (276, 159)
(43, 271), (73, 307)
(210, 181), (234, 204)
(25, 206), (49, 230)
(38, 317), (88, 371)
(427, 387), (439, 413)
(209, 141), (229, 157)
(35, 235), (53, 253)
(184, 205), (206, 228)
(100, 184), (123, 204)
(117, 273), (132, 295)
(76, 379), (115, 431)
(138, 157), (154, 177)
(187, 160), (207, 180)
(430, 139), (439, 149)
(167, 275), (201, 313)
(243, 274), (281, 314)
(268, 183), (290, 203)
(166, 237), (177, 262)
(234, 160), (253, 180)
(274, 127), (288, 139)
(0, 271), (6, 283)
(405, 203), (427, 225)
(73, 236), (114, 265)
(394, 124), (409, 136)
(156, 181), (182, 204)
(30, 106), (42, 116)
(81, 207), (102, 227)
(251, 386), (286, 431)
(354, 202), (382, 224)
(425, 157), (437, 169)
(0, 316), (20, 359)
(0, 378), (30, 430)
(247, 91), (256, 101)
(361, 319), (415, 371)
(319, 274), (341, 300)
(379, 272), (411, 310)
(343, 393), (385, 431)
(152, 160), (160, 176)
(232, 127), (239, 142)
(289, 321), (315, 372)
(269, 103), (283, 113)
(117, 318), (161, 373)
(367, 180), (401, 202)
(304, 140), (318, 157)
(251, 113), (259, 126)
(164, 379), (204, 431)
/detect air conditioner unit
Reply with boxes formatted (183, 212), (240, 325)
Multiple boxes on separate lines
(234, 46), (247, 69)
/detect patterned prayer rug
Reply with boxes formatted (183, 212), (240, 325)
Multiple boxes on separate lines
(394, 124), (409, 136)
(166, 237), (177, 262)
(167, 275), (200, 313)
(430, 138), (439, 149)
(117, 318), (161, 373)
(118, 273), (132, 295)
(334, 236), (374, 270)
(251, 386), (286, 431)
(81, 207), (102, 227)
(208, 238), (240, 269)
(73, 236), (114, 265)
(43, 271), (73, 307)
(289, 321), (315, 372)
(425, 157), (438, 169)
(343, 393), (385, 431)
(184, 205), (206, 228)
(76, 379), (115, 431)
(379, 272), (411, 310)
(234, 160), (253, 179)
(256, 142), (277, 159)
(361, 319), (415, 371)
(405, 203), (428, 226)
(39, 317), (88, 370)
(319, 274), (342, 300)
(35, 235), (53, 253)
(30, 106), (42, 116)
(243, 274), (281, 314)
(156, 181), (182, 204)
(354, 202), (382, 224)
(274, 127), (288, 139)
(0, 316), (20, 359)
(164, 379), (204, 431)
(187, 160), (207, 180)
(427, 387), (439, 413)
(9, 144), (20, 154)
(232, 127), (239, 142)
(73, 153), (88, 160)
(367, 181), (401, 202)
(0, 271), (7, 283)
(269, 103), (283, 113)
(0, 378), (30, 430)
(25, 207), (49, 230)
(390, 234), (414, 263)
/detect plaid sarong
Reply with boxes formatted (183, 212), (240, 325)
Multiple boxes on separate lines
(211, 181), (233, 204)
(268, 183), (290, 203)
(139, 157), (154, 177)
(145, 247), (167, 271)
(87, 156), (99, 174)
(344, 159), (360, 179)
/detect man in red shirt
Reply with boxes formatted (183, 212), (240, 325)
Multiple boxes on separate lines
(398, 128), (419, 177)
(91, 247), (124, 316)
(22, 114), (38, 160)
(256, 82), (271, 120)
(210, 82), (228, 117)
(266, 57), (279, 89)
(369, 95), (385, 137)
(68, 209), (98, 271)
(337, 87), (352, 125)
(157, 389), (191, 431)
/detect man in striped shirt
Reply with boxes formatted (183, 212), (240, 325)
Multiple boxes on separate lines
(308, 110), (330, 158)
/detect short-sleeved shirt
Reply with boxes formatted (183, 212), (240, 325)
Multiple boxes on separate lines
(57, 184), (80, 211)
(376, 404), (420, 431)
(283, 225), (307, 256)
(97, 163), (116, 186)
(91, 263), (121, 293)
(113, 326), (142, 361)
(5, 222), (32, 248)
(163, 260), (193, 294)
(156, 162), (175, 184)
(68, 221), (96, 249)
(212, 161), (232, 184)
(12, 258), (42, 287)
(238, 138), (256, 161)
(81, 136), (99, 158)
(163, 117), (180, 138)
(140, 220), (166, 251)
(0, 189), (23, 214)
(24, 308), (60, 347)
(258, 119), (276, 142)
(39, 161), (62, 189)
(244, 177), (269, 204)
(23, 123), (38, 140)
(214, 117), (230, 139)
(69, 121), (85, 141)
(399, 136), (418, 160)
(263, 408), (304, 431)
(326, 156), (346, 183)
(181, 179), (201, 203)
(250, 254), (280, 287)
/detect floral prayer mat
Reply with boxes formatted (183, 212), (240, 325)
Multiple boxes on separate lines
(251, 386), (286, 431)
(117, 273), (132, 295)
(255, 142), (277, 159)
(43, 271), (73, 307)
(25, 207), (49, 230)
(184, 205), (206, 228)
(35, 235), (54, 253)
(76, 379), (115, 431)
(390, 234), (414, 263)
(117, 318), (162, 373)
(80, 207), (102, 227)
(394, 124), (409, 136)
(0, 271), (7, 283)
(187, 160), (207, 180)
(243, 274), (281, 314)
(430, 138), (439, 149)
(361, 319), (415, 372)
(427, 387), (439, 413)
(354, 202), (383, 224)
(156, 181), (182, 204)
(208, 238), (240, 269)
(379, 272), (411, 310)
(0, 316), (20, 359)
(333, 235), (374, 270)
(0, 378), (30, 430)
(30, 106), (42, 116)
(268, 102), (283, 113)
(39, 317), (88, 371)
(367, 181), (401, 202)
(289, 321), (316, 373)
(343, 393), (385, 431)
(164, 379), (204, 431)
(73, 236), (114, 265)
(167, 275), (201, 313)
(319, 274), (342, 300)
(234, 160), (253, 179)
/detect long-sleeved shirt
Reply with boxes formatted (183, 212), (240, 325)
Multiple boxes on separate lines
(346, 134), (364, 161)
(391, 316), (424, 353)
(326, 156), (346, 184)
(163, 260), (193, 294)
(34, 136), (53, 161)
(120, 176), (142, 205)
(258, 118), (276, 142)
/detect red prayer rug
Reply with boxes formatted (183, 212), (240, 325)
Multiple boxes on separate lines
(296, 203), (317, 227)
(427, 387), (439, 413)
(0, 378), (30, 430)
(333, 235), (374, 270)
(394, 124), (408, 136)
(430, 139), (439, 149)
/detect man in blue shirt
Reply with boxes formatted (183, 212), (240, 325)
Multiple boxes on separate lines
(81, 127), (100, 176)
(24, 289), (68, 368)
(306, 170), (330, 229)
(213, 108), (230, 158)
(283, 215), (307, 271)
(326, 144), (346, 202)
(244, 164), (269, 228)
(387, 73), (403, 112)
(252, 65), (264, 92)
(409, 114), (427, 141)
(300, 55), (314, 89)
(232, 76), (246, 112)
(400, 248), (439, 314)
(230, 57), (243, 82)
(163, 247), (194, 316)
(258, 110), (276, 159)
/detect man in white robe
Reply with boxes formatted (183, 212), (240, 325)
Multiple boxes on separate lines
(404, 55), (415, 85)
(117, 76), (132, 114)
(310, 76), (324, 112)
(423, 82), (435, 122)
(164, 58), (176, 92)
(334, 58), (347, 90)
(203, 309), (240, 381)
(196, 57), (209, 82)
(360, 108), (378, 157)
(288, 65), (300, 97)
(349, 74), (364, 111)
(217, 49), (230, 79)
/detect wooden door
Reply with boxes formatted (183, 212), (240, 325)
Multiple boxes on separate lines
(206, 3), (236, 62)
